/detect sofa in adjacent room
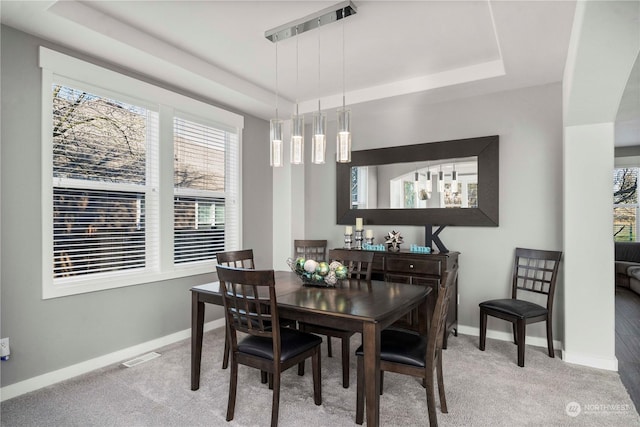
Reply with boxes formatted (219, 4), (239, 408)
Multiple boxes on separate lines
(615, 241), (640, 295)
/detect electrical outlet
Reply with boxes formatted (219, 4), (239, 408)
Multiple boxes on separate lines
(1, 337), (10, 360)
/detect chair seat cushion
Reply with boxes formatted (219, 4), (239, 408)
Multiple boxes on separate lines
(355, 329), (427, 368)
(479, 298), (547, 319)
(238, 328), (322, 362)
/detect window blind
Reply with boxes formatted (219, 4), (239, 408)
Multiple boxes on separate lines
(173, 117), (239, 264)
(52, 84), (158, 278)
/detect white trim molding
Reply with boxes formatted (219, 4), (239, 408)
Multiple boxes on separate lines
(458, 325), (563, 356)
(562, 350), (618, 372)
(458, 325), (618, 371)
(0, 319), (225, 402)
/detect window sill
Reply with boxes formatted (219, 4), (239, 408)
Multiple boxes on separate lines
(43, 263), (215, 299)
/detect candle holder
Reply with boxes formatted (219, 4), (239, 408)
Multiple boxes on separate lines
(365, 236), (374, 246)
(344, 233), (353, 249)
(354, 229), (363, 250)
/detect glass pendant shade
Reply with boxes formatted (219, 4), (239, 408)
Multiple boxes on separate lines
(336, 107), (351, 163)
(451, 170), (458, 192)
(312, 111), (327, 164)
(425, 170), (432, 192)
(290, 113), (304, 164)
(270, 118), (284, 167)
(414, 172), (420, 196)
(438, 170), (445, 192)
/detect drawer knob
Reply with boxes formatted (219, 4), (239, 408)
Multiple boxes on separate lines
(409, 264), (414, 268)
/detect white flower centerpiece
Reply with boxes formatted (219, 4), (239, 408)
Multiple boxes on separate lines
(286, 257), (348, 287)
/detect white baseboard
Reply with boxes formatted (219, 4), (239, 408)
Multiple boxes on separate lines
(457, 325), (563, 350)
(457, 325), (618, 371)
(562, 350), (618, 371)
(0, 318), (225, 402)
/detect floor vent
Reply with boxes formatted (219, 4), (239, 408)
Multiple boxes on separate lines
(121, 352), (161, 368)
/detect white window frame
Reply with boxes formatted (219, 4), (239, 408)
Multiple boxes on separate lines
(40, 47), (243, 299)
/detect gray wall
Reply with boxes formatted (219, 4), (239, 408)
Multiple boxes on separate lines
(0, 25), (272, 387)
(304, 82), (564, 337)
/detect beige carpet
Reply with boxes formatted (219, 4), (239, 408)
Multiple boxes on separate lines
(1, 328), (638, 426)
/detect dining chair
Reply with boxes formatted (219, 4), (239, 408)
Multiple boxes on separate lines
(355, 266), (458, 427)
(217, 249), (255, 269)
(216, 249), (296, 376)
(479, 247), (562, 367)
(293, 239), (328, 261)
(299, 249), (374, 388)
(216, 249), (256, 370)
(216, 265), (322, 427)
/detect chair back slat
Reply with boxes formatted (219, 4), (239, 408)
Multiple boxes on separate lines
(328, 249), (374, 280)
(217, 266), (279, 343)
(228, 283), (272, 336)
(512, 248), (562, 307)
(217, 249), (255, 269)
(294, 240), (328, 261)
(429, 267), (458, 354)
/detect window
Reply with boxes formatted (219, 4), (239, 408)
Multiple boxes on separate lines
(351, 166), (369, 209)
(613, 167), (638, 242)
(40, 47), (243, 298)
(173, 116), (236, 263)
(52, 86), (155, 278)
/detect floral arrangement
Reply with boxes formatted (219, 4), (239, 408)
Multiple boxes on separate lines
(286, 257), (348, 287)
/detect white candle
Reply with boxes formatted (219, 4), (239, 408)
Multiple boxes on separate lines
(356, 217), (363, 230)
(365, 229), (373, 238)
(345, 226), (353, 235)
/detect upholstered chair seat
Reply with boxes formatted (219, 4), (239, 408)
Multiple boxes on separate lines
(239, 328), (322, 361)
(479, 299), (548, 319)
(356, 329), (427, 368)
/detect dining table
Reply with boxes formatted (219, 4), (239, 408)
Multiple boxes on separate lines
(191, 270), (431, 427)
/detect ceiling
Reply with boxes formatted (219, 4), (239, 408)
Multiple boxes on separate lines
(1, 1), (638, 146)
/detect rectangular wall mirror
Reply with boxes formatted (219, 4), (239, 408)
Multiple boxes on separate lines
(336, 135), (499, 226)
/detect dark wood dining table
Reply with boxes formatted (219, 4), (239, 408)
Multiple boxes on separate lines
(191, 270), (431, 427)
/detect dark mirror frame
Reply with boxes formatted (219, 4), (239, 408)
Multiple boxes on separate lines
(336, 135), (499, 226)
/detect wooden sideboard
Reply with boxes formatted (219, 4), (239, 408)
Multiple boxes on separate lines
(360, 249), (460, 348)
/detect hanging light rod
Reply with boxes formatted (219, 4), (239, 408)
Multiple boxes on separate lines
(265, 0), (357, 43)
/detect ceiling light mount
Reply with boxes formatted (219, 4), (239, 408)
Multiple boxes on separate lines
(265, 0), (357, 43)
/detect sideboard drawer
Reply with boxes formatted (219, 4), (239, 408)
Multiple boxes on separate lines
(385, 257), (441, 276)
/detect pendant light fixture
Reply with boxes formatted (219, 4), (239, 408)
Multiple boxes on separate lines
(451, 164), (458, 193)
(425, 167), (432, 192)
(438, 166), (445, 193)
(336, 13), (351, 163)
(269, 34), (283, 167)
(264, 1), (357, 167)
(312, 18), (327, 164)
(290, 26), (304, 165)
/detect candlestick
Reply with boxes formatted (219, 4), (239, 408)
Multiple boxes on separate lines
(344, 233), (353, 249)
(354, 229), (363, 250)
